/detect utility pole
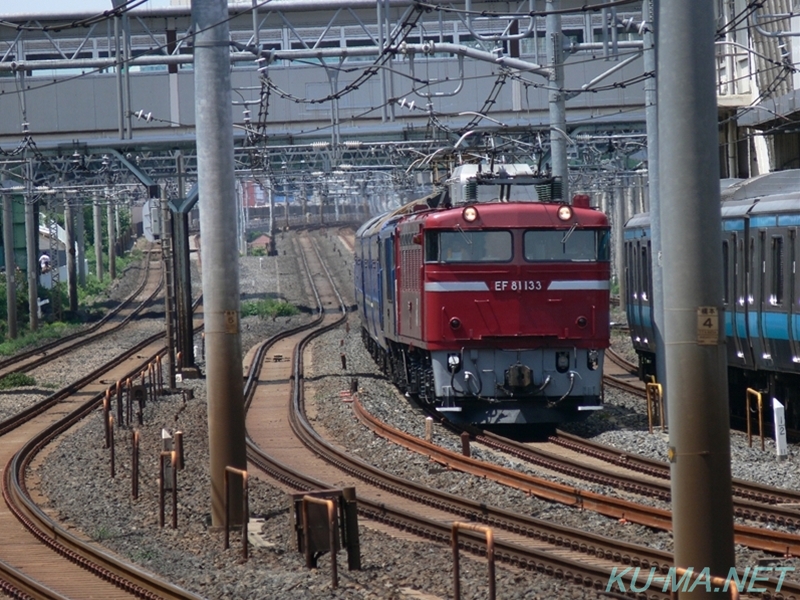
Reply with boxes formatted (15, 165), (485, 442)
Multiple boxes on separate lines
(194, 0), (247, 528)
(65, 199), (78, 313)
(107, 201), (116, 279)
(658, 2), (735, 596)
(24, 159), (38, 331)
(93, 196), (103, 281)
(3, 193), (17, 339)
(546, 0), (568, 201)
(75, 200), (86, 287)
(161, 186), (177, 390)
(643, 0), (666, 397)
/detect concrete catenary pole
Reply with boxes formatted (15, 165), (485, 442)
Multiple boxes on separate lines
(64, 199), (78, 313)
(93, 196), (104, 281)
(3, 193), (18, 339)
(75, 201), (86, 287)
(174, 153), (195, 371)
(643, 0), (667, 400)
(24, 165), (38, 331)
(657, 2), (735, 596)
(160, 187), (177, 390)
(546, 0), (568, 202)
(107, 202), (117, 280)
(193, 0), (247, 527)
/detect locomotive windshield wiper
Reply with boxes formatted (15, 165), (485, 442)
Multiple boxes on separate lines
(455, 224), (473, 245)
(561, 223), (577, 244)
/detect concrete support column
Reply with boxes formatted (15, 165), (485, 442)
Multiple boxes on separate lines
(75, 202), (86, 287)
(3, 194), (18, 339)
(657, 2), (735, 595)
(65, 201), (78, 313)
(613, 186), (625, 311)
(161, 187), (177, 390)
(173, 211), (195, 370)
(546, 0), (568, 201)
(107, 202), (116, 280)
(644, 0), (666, 394)
(93, 197), (103, 281)
(25, 189), (38, 331)
(194, 0), (247, 528)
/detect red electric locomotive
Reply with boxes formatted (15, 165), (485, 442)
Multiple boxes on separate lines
(355, 165), (611, 425)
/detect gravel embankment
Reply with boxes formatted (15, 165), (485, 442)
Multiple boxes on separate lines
(14, 230), (800, 598)
(0, 248), (160, 421)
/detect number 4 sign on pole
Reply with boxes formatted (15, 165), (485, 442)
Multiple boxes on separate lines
(773, 398), (788, 461)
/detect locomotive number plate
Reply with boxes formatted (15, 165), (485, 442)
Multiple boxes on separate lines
(696, 306), (719, 345)
(493, 280), (543, 291)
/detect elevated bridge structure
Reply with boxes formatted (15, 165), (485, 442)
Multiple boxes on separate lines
(0, 0), (656, 210)
(0, 0), (750, 214)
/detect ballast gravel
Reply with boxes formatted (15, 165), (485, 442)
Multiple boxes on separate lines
(5, 229), (798, 598)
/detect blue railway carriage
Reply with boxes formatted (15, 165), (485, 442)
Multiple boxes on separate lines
(624, 170), (800, 426)
(623, 212), (656, 380)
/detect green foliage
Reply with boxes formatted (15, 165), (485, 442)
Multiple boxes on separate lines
(250, 247), (267, 257)
(0, 321), (74, 356)
(0, 372), (37, 389)
(241, 298), (299, 319)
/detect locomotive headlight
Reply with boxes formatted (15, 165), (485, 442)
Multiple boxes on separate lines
(447, 353), (462, 373)
(463, 206), (478, 222)
(557, 205), (573, 221)
(587, 350), (599, 370)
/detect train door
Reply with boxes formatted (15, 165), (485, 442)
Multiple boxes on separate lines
(382, 234), (395, 337)
(789, 228), (800, 363)
(756, 230), (774, 366)
(767, 229), (790, 369)
(625, 239), (643, 342)
(641, 240), (655, 354)
(735, 230), (756, 369)
(726, 233), (744, 364)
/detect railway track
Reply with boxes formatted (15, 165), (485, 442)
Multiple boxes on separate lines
(240, 231), (775, 599)
(0, 246), (162, 379)
(0, 253), (204, 600)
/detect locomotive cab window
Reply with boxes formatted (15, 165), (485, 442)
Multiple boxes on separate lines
(426, 230), (512, 263)
(524, 229), (610, 262)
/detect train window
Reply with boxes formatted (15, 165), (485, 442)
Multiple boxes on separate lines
(426, 230), (512, 263)
(772, 236), (784, 305)
(524, 229), (609, 262)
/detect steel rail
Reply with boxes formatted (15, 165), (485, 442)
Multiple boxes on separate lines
(356, 395), (800, 556)
(0, 269), (205, 599)
(0, 245), (161, 376)
(592, 352), (800, 510)
(243, 232), (683, 598)
(1, 325), (205, 599)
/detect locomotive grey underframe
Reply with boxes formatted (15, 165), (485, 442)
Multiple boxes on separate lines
(430, 347), (604, 425)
